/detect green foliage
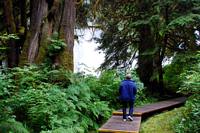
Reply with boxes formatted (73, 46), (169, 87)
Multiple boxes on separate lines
(178, 69), (200, 95)
(177, 52), (200, 95)
(0, 33), (19, 61)
(151, 51), (200, 132)
(140, 50), (200, 132)
(48, 39), (66, 56)
(0, 65), (157, 133)
(0, 33), (19, 40)
(85, 69), (157, 109)
(141, 107), (186, 133)
(47, 37), (66, 57)
(175, 95), (200, 133)
(163, 52), (199, 92)
(142, 49), (200, 133)
(0, 65), (111, 133)
(84, 70), (121, 110)
(0, 71), (15, 121)
(174, 51), (200, 133)
(95, 0), (200, 69)
(0, 72), (15, 98)
(168, 13), (200, 29)
(0, 119), (29, 133)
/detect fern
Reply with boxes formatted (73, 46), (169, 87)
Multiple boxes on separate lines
(0, 65), (153, 133)
(168, 13), (200, 29)
(47, 38), (66, 57)
(0, 119), (29, 133)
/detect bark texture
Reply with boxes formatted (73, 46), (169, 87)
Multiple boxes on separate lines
(138, 24), (164, 94)
(20, 0), (48, 65)
(59, 0), (75, 70)
(3, 0), (19, 68)
(136, 0), (164, 94)
(19, 0), (75, 71)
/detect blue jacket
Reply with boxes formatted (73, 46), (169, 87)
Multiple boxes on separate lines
(119, 79), (137, 101)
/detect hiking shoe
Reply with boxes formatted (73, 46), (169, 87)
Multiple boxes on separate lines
(127, 116), (133, 121)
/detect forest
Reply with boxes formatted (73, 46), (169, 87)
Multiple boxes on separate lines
(0, 0), (199, 133)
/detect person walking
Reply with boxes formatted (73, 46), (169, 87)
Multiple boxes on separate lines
(119, 73), (137, 121)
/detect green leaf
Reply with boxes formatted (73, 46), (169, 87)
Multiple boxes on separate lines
(168, 13), (200, 29)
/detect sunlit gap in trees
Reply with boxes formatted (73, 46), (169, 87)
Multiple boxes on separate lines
(74, 28), (104, 76)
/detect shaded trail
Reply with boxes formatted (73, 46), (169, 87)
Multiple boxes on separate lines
(98, 97), (186, 133)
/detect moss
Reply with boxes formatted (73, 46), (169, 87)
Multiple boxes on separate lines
(35, 21), (50, 64)
(60, 48), (73, 71)
(58, 21), (74, 71)
(140, 107), (186, 133)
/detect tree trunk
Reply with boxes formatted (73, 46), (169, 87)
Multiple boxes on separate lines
(19, 0), (75, 71)
(136, 0), (164, 94)
(58, 0), (75, 70)
(3, 0), (19, 68)
(138, 24), (164, 94)
(19, 0), (28, 45)
(19, 0), (48, 65)
(137, 24), (156, 93)
(153, 47), (164, 94)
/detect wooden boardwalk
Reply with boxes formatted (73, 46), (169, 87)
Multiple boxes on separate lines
(98, 97), (186, 133)
(99, 115), (141, 133)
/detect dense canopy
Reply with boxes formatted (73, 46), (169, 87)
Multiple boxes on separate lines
(0, 0), (199, 133)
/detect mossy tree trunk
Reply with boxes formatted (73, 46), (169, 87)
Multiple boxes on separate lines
(19, 0), (48, 65)
(58, 0), (75, 70)
(138, 24), (164, 94)
(3, 0), (19, 68)
(19, 0), (76, 71)
(136, 0), (164, 94)
(138, 25), (155, 93)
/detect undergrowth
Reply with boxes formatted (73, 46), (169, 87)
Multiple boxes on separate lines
(141, 107), (186, 133)
(0, 65), (153, 133)
(0, 119), (29, 133)
(141, 51), (200, 133)
(0, 65), (111, 133)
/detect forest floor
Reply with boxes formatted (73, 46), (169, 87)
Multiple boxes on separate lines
(140, 107), (185, 133)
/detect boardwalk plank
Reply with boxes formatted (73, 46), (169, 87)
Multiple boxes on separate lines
(99, 97), (186, 133)
(99, 115), (141, 133)
(113, 97), (186, 115)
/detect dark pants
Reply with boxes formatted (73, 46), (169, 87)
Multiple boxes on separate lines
(122, 100), (134, 119)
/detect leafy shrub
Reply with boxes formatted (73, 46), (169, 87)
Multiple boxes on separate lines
(47, 34), (66, 57)
(1, 65), (111, 133)
(85, 69), (157, 109)
(0, 65), (157, 133)
(174, 51), (200, 132)
(174, 95), (200, 133)
(177, 62), (200, 95)
(85, 70), (121, 109)
(0, 70), (16, 121)
(0, 34), (19, 63)
(0, 119), (29, 133)
(163, 52), (199, 92)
